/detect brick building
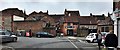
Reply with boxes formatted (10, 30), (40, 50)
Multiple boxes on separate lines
(13, 10), (56, 36)
(0, 8), (114, 36)
(0, 8), (26, 31)
(0, 11), (2, 29)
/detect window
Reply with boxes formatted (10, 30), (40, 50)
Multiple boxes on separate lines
(4, 30), (10, 35)
(0, 32), (5, 35)
(105, 27), (109, 32)
(101, 27), (109, 32)
(44, 32), (48, 34)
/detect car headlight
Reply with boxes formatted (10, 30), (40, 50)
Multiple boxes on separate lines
(11, 35), (17, 37)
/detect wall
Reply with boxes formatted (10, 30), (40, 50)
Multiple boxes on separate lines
(3, 15), (12, 31)
(14, 21), (45, 34)
(62, 23), (78, 36)
(0, 16), (2, 27)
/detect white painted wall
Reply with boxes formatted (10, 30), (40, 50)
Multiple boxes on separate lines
(13, 15), (24, 21)
(114, 20), (117, 36)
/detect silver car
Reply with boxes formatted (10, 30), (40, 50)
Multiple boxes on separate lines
(0, 29), (17, 43)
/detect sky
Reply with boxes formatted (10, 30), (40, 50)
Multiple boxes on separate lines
(0, 0), (113, 16)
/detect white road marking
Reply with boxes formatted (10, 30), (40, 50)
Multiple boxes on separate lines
(1, 46), (15, 50)
(67, 37), (80, 50)
(78, 40), (87, 43)
(68, 37), (77, 40)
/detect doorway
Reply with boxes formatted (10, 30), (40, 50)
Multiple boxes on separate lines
(67, 29), (73, 36)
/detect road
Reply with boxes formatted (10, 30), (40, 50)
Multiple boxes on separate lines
(1, 37), (99, 50)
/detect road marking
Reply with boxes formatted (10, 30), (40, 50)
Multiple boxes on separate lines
(67, 38), (80, 50)
(1, 46), (15, 50)
(78, 40), (87, 43)
(82, 47), (98, 48)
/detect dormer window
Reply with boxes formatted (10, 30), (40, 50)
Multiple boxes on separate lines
(32, 17), (36, 20)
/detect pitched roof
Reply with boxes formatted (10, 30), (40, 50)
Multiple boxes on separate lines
(64, 9), (80, 16)
(97, 17), (113, 25)
(64, 16), (79, 22)
(29, 11), (48, 16)
(78, 16), (97, 25)
(91, 14), (105, 20)
(1, 8), (27, 17)
(49, 14), (64, 22)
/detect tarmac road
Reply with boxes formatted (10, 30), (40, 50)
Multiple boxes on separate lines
(1, 37), (99, 50)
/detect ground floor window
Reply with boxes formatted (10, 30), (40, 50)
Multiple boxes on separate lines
(101, 27), (109, 32)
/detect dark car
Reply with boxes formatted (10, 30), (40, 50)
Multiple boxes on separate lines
(36, 32), (55, 38)
(0, 29), (17, 43)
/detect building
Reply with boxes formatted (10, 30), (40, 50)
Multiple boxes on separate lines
(13, 10), (56, 36)
(78, 15), (97, 36)
(0, 8), (114, 36)
(0, 11), (2, 29)
(0, 8), (26, 31)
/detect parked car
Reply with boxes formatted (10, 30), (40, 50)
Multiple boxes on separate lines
(36, 32), (55, 38)
(86, 32), (109, 43)
(0, 29), (17, 43)
(85, 33), (97, 43)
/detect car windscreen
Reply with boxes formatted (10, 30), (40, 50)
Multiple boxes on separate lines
(0, 30), (5, 35)
(37, 32), (48, 34)
(43, 32), (48, 34)
(89, 34), (94, 36)
(0, 30), (11, 35)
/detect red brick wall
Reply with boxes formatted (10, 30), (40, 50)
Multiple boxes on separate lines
(14, 21), (45, 34)
(62, 23), (78, 36)
(13, 16), (56, 35)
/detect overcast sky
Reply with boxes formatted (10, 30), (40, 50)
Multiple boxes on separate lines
(0, 0), (113, 16)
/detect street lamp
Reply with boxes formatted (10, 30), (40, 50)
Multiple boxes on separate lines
(111, 8), (120, 48)
(115, 9), (120, 48)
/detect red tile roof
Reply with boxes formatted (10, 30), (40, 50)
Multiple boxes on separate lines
(78, 16), (97, 25)
(64, 16), (79, 22)
(97, 17), (113, 25)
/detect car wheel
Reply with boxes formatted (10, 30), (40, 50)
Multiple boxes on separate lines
(86, 40), (91, 43)
(13, 38), (17, 42)
(37, 35), (41, 38)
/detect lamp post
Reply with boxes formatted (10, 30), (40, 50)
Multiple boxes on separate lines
(115, 9), (120, 48)
(112, 8), (120, 48)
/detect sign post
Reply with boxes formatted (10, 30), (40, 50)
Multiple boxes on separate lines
(111, 8), (120, 49)
(118, 18), (120, 48)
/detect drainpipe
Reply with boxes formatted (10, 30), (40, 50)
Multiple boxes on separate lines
(11, 15), (14, 32)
